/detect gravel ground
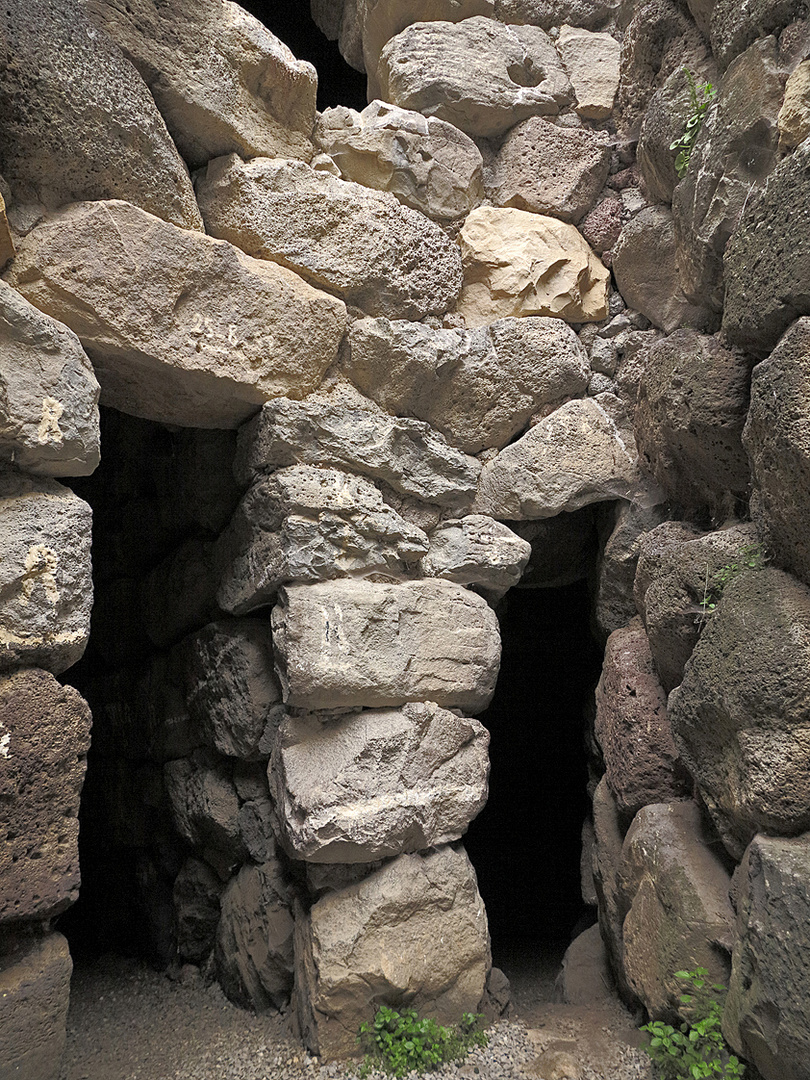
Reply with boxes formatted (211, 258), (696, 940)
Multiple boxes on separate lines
(59, 950), (654, 1080)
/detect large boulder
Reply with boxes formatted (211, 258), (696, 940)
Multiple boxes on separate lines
(163, 753), (246, 870)
(473, 397), (638, 520)
(0, 475), (92, 675)
(420, 516), (531, 596)
(345, 315), (589, 454)
(195, 154), (462, 321)
(296, 846), (490, 1059)
(5, 200), (346, 429)
(0, 280), (99, 477)
(619, 801), (734, 1020)
(723, 834), (810, 1080)
(743, 319), (810, 587)
(83, 0), (317, 169)
(0, 932), (72, 1080)
(377, 17), (573, 139)
(591, 777), (636, 1004)
(0, 0), (202, 231)
(216, 466), (429, 614)
(555, 26), (621, 120)
(0, 670), (91, 924)
(269, 703), (489, 862)
(669, 567), (810, 858)
(314, 100), (484, 221)
(457, 206), (610, 327)
(710, 0), (809, 71)
(234, 390), (481, 510)
(488, 117), (611, 224)
(271, 579), (501, 713)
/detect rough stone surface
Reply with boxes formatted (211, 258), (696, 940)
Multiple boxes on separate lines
(173, 857), (225, 965)
(779, 58), (810, 148)
(557, 923), (616, 1006)
(0, 192), (14, 270)
(6, 200), (345, 430)
(234, 392), (481, 509)
(634, 330), (751, 517)
(723, 137), (810, 358)
(214, 858), (295, 1013)
(296, 846), (490, 1059)
(216, 466), (429, 614)
(556, 25), (621, 120)
(619, 801), (734, 1020)
(723, 834), (810, 1080)
(669, 567), (810, 858)
(710, 0), (808, 70)
(195, 154), (462, 320)
(420, 516), (531, 595)
(495, 0), (619, 26)
(457, 206), (610, 327)
(488, 118), (611, 224)
(345, 315), (589, 454)
(314, 100), (484, 220)
(377, 17), (573, 139)
(164, 754), (246, 869)
(0, 932), (72, 1080)
(580, 196), (624, 256)
(744, 319), (810, 588)
(594, 500), (670, 640)
(0, 280), (100, 477)
(269, 703), (489, 862)
(0, 670), (91, 924)
(591, 777), (635, 1005)
(0, 0), (202, 231)
(595, 621), (689, 817)
(83, 0), (317, 169)
(474, 397), (638, 520)
(0, 475), (92, 675)
(271, 579), (501, 713)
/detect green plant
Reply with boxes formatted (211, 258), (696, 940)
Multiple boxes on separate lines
(670, 69), (717, 178)
(641, 969), (746, 1080)
(357, 1005), (488, 1078)
(699, 542), (769, 613)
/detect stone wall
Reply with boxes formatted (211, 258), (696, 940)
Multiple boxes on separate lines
(2, 0), (810, 1077)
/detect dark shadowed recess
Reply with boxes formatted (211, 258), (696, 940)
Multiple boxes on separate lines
(464, 581), (602, 967)
(239, 0), (368, 111)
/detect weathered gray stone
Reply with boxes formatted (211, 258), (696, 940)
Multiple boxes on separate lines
(0, 192), (14, 271)
(345, 315), (589, 454)
(594, 500), (670, 639)
(195, 154), (462, 320)
(173, 857), (225, 965)
(234, 391), (481, 510)
(619, 801), (734, 1020)
(494, 0), (620, 27)
(744, 320), (810, 588)
(0, 670), (91, 924)
(377, 17), (573, 139)
(216, 466), (428, 615)
(296, 846), (490, 1059)
(214, 859), (295, 1012)
(556, 25), (621, 120)
(778, 58), (810, 148)
(83, 0), (317, 169)
(314, 101), (484, 221)
(580, 196), (624, 257)
(488, 118), (611, 224)
(723, 834), (810, 1080)
(272, 579), (501, 713)
(420, 516), (531, 595)
(0, 932), (71, 1080)
(591, 777), (636, 1004)
(557, 924), (616, 1006)
(669, 567), (810, 858)
(269, 703), (489, 862)
(0, 0), (202, 231)
(6, 200), (346, 430)
(512, 508), (598, 589)
(710, 0), (808, 70)
(474, 397), (638, 520)
(0, 281), (100, 477)
(0, 475), (92, 675)
(164, 753), (246, 867)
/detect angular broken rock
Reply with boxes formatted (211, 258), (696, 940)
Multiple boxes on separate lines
(474, 397), (638, 520)
(173, 857), (225, 965)
(377, 17), (573, 139)
(234, 394), (480, 509)
(216, 466), (429, 614)
(6, 200), (346, 429)
(778, 59), (810, 150)
(0, 932), (72, 1080)
(594, 500), (670, 639)
(315, 100), (484, 221)
(0, 669), (91, 924)
(195, 154), (462, 320)
(556, 25), (621, 120)
(0, 474), (92, 675)
(83, 0), (317, 169)
(457, 206), (610, 327)
(271, 579), (501, 713)
(345, 315), (589, 454)
(268, 702), (489, 862)
(163, 753), (246, 868)
(420, 516), (531, 596)
(0, 0), (202, 231)
(296, 846), (490, 1059)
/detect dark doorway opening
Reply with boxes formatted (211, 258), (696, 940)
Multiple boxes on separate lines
(463, 581), (602, 969)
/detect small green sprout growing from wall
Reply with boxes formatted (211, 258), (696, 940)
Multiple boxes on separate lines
(700, 542), (769, 614)
(670, 69), (717, 179)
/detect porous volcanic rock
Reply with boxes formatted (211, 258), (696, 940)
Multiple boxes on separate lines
(420, 516), (531, 595)
(778, 59), (810, 149)
(556, 25), (621, 120)
(163, 753), (246, 870)
(0, 932), (72, 1080)
(594, 500), (670, 639)
(710, 0), (809, 70)
(5, 200), (346, 429)
(494, 0), (619, 27)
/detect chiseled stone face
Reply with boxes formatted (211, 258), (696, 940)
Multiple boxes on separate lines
(556, 25), (621, 120)
(0, 932), (72, 1080)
